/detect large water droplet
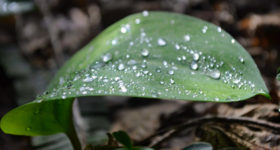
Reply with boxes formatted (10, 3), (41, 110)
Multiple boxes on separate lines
(168, 70), (174, 75)
(112, 39), (118, 45)
(184, 34), (191, 42)
(208, 70), (221, 80)
(120, 24), (130, 34)
(191, 61), (198, 70)
(202, 26), (208, 33)
(62, 95), (66, 99)
(102, 53), (112, 63)
(142, 10), (149, 17)
(217, 27), (222, 32)
(141, 49), (149, 57)
(118, 63), (125, 71)
(157, 38), (167, 46)
(170, 78), (175, 84)
(120, 85), (127, 93)
(120, 27), (127, 33)
(135, 18), (141, 24)
(193, 53), (200, 61)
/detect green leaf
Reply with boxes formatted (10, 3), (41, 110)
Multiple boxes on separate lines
(43, 11), (269, 102)
(0, 11), (269, 149)
(182, 142), (213, 150)
(0, 99), (74, 136)
(112, 131), (133, 150)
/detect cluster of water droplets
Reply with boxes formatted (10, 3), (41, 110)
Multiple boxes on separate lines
(39, 11), (258, 102)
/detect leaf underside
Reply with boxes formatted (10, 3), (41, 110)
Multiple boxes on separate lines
(0, 11), (269, 136)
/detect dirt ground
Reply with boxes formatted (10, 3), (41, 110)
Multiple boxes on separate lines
(0, 0), (280, 150)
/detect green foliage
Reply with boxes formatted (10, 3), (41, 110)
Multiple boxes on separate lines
(0, 11), (270, 150)
(112, 131), (154, 150)
(112, 131), (133, 150)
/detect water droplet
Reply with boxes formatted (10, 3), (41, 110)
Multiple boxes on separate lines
(120, 85), (127, 93)
(175, 44), (180, 50)
(135, 18), (141, 24)
(62, 95), (66, 99)
(102, 53), (112, 63)
(141, 49), (149, 57)
(168, 70), (174, 75)
(59, 77), (64, 85)
(157, 38), (167, 46)
(177, 57), (182, 61)
(190, 61), (198, 70)
(184, 34), (191, 41)
(127, 59), (137, 65)
(163, 61), (168, 68)
(233, 78), (241, 84)
(217, 27), (222, 32)
(202, 26), (208, 33)
(112, 39), (118, 45)
(121, 24), (130, 33)
(208, 70), (221, 80)
(156, 68), (161, 73)
(231, 39), (235, 44)
(239, 56), (244, 64)
(193, 53), (200, 61)
(170, 78), (175, 84)
(120, 26), (127, 33)
(142, 10), (149, 17)
(118, 63), (125, 71)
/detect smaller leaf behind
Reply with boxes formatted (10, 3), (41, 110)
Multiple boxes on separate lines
(112, 131), (133, 150)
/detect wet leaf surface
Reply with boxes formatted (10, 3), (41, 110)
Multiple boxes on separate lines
(1, 11), (269, 138)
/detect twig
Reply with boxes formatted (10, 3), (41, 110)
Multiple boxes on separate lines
(139, 116), (280, 148)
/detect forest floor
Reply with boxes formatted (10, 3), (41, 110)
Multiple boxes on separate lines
(0, 0), (280, 150)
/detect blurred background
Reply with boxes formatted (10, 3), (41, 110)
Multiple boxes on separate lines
(0, 0), (280, 149)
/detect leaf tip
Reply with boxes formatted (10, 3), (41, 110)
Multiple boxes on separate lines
(258, 91), (271, 100)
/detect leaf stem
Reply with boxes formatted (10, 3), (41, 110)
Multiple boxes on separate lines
(66, 120), (82, 150)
